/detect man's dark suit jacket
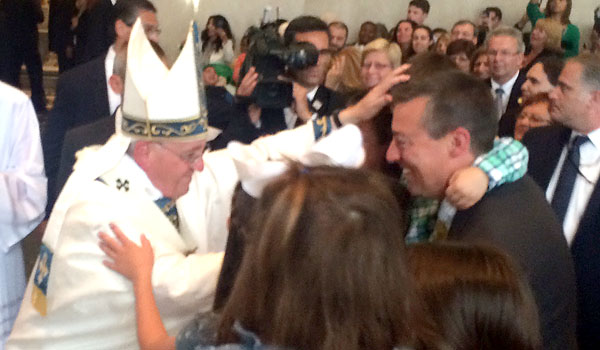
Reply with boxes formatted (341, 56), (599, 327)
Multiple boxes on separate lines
(73, 0), (113, 65)
(523, 125), (600, 350)
(211, 85), (346, 150)
(488, 71), (526, 137)
(42, 54), (110, 214)
(449, 175), (578, 350)
(55, 114), (115, 201)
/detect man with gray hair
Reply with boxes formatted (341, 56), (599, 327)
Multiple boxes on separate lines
(486, 26), (527, 137)
(523, 53), (600, 350)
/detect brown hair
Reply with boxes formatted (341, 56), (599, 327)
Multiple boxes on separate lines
(407, 243), (542, 350)
(332, 47), (364, 94)
(544, 0), (572, 25)
(217, 164), (426, 350)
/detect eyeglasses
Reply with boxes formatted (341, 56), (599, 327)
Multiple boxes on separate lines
(156, 143), (204, 167)
(487, 50), (519, 58)
(362, 62), (392, 70)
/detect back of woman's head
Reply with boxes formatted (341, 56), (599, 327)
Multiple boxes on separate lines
(219, 164), (419, 350)
(335, 47), (364, 93)
(535, 18), (564, 52)
(406, 243), (542, 350)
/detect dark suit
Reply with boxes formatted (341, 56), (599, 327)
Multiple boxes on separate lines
(211, 85), (346, 150)
(0, 0), (46, 111)
(73, 0), (114, 66)
(449, 175), (578, 350)
(488, 71), (526, 137)
(523, 125), (600, 350)
(55, 114), (115, 201)
(42, 53), (110, 214)
(49, 0), (76, 72)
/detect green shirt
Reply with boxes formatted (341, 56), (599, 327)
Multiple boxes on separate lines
(527, 2), (580, 58)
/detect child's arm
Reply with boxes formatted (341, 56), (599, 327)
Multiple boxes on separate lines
(99, 223), (176, 350)
(446, 137), (528, 209)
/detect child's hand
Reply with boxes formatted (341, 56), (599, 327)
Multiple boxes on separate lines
(446, 167), (488, 210)
(99, 223), (154, 284)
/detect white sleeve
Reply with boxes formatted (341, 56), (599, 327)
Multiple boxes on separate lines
(221, 39), (234, 65)
(0, 86), (47, 253)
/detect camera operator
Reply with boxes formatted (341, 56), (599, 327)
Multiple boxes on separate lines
(210, 16), (347, 150)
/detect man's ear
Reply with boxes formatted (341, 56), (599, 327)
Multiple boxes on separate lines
(108, 75), (123, 95)
(115, 19), (129, 40)
(131, 141), (152, 170)
(449, 127), (472, 158)
(589, 89), (600, 107)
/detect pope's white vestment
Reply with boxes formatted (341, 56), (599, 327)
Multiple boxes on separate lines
(7, 119), (321, 350)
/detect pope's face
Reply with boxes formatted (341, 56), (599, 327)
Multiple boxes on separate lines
(142, 140), (206, 199)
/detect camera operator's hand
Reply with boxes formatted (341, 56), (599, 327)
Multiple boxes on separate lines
(292, 82), (313, 123)
(338, 64), (410, 125)
(237, 67), (258, 97)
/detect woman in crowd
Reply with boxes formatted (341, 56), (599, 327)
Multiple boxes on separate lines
(393, 19), (417, 62)
(522, 18), (563, 70)
(407, 242), (542, 350)
(514, 93), (552, 141)
(434, 32), (451, 55)
(471, 48), (491, 80)
(526, 0), (579, 57)
(201, 14), (235, 65)
(360, 38), (402, 89)
(99, 164), (438, 350)
(411, 25), (433, 55)
(446, 39), (476, 73)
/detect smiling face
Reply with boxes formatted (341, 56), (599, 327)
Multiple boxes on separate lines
(136, 140), (206, 199)
(529, 25), (548, 50)
(361, 50), (393, 88)
(514, 101), (552, 140)
(396, 22), (414, 45)
(386, 97), (455, 199)
(412, 28), (431, 54)
(358, 22), (377, 45)
(451, 23), (476, 44)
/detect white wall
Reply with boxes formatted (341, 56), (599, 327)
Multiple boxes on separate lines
(154, 0), (596, 60)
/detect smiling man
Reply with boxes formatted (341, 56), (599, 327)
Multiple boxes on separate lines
(387, 69), (577, 350)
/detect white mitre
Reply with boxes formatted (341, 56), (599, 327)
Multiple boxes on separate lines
(121, 18), (209, 140)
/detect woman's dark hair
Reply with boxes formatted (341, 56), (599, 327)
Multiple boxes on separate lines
(544, 0), (572, 25)
(470, 47), (488, 72)
(392, 19), (418, 44)
(446, 39), (476, 59)
(407, 242), (542, 350)
(201, 14), (234, 52)
(217, 164), (433, 350)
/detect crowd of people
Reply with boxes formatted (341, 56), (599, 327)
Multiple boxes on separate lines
(1, 0), (600, 349)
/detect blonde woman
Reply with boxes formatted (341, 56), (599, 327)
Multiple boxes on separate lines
(361, 38), (402, 88)
(522, 18), (563, 70)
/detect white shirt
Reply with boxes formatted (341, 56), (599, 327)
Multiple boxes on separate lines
(104, 45), (121, 115)
(284, 86), (318, 129)
(0, 82), (47, 346)
(491, 71), (519, 116)
(546, 128), (600, 244)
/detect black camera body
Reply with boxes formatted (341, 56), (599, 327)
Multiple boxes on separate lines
(240, 25), (319, 109)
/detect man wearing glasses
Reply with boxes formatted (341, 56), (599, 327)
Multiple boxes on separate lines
(486, 26), (527, 137)
(523, 53), (600, 350)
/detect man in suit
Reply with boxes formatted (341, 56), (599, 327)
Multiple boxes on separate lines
(212, 16), (346, 150)
(486, 26), (526, 137)
(386, 70), (578, 350)
(0, 0), (47, 113)
(522, 53), (600, 350)
(42, 0), (158, 214)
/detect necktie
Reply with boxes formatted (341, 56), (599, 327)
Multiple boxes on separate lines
(551, 135), (589, 223)
(155, 197), (179, 230)
(495, 88), (504, 119)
